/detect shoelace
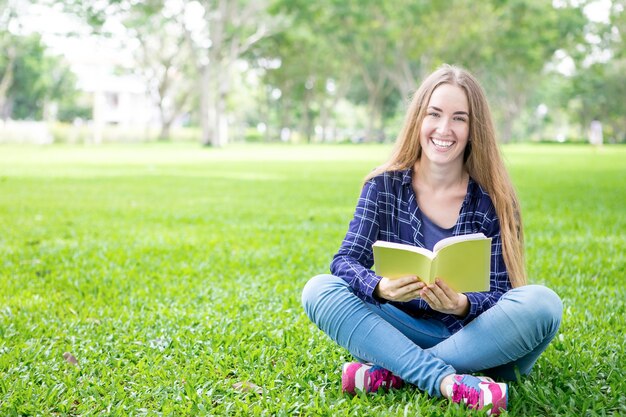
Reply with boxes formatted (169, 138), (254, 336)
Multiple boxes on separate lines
(369, 368), (402, 392)
(452, 381), (480, 407)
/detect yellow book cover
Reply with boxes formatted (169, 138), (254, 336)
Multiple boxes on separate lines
(372, 233), (491, 293)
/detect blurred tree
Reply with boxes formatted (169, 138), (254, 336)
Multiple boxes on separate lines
(64, 0), (282, 145)
(124, 2), (196, 141)
(254, 15), (354, 142)
(274, 0), (513, 142)
(0, 38), (16, 119)
(383, 1), (493, 97)
(0, 32), (81, 121)
(46, 54), (90, 123)
(569, 63), (618, 140)
(54, 0), (623, 144)
(566, 2), (626, 142)
(0, 0), (17, 119)
(182, 0), (285, 147)
(275, 0), (395, 141)
(613, 0), (626, 61)
(473, 0), (586, 142)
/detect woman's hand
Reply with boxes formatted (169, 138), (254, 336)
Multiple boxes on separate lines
(420, 278), (469, 316)
(374, 276), (425, 302)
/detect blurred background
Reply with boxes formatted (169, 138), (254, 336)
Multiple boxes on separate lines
(1, 0), (624, 146)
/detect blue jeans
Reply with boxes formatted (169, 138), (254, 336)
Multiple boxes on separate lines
(301, 274), (562, 397)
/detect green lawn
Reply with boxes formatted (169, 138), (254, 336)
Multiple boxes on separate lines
(0, 143), (624, 416)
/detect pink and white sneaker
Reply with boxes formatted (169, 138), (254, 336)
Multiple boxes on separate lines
(341, 362), (404, 395)
(448, 374), (508, 416)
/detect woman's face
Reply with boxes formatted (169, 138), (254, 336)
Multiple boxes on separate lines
(419, 83), (470, 167)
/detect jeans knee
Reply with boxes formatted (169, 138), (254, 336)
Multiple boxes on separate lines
(516, 285), (563, 333)
(301, 274), (344, 317)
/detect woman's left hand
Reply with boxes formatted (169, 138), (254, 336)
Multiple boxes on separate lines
(420, 278), (470, 317)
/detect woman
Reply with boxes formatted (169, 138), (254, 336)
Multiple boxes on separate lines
(301, 64), (562, 415)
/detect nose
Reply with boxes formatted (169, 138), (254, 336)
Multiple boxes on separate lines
(436, 117), (452, 135)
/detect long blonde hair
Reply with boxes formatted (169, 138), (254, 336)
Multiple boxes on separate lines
(367, 64), (526, 287)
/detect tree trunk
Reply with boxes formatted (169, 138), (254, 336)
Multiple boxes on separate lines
(200, 64), (213, 146)
(301, 87), (313, 143)
(319, 97), (328, 142)
(214, 91), (228, 146)
(159, 119), (172, 141)
(263, 86), (271, 142)
(92, 90), (105, 144)
(360, 63), (389, 142)
(187, 0), (278, 146)
(209, 64), (229, 147)
(500, 116), (514, 144)
(0, 46), (16, 120)
(279, 97), (292, 142)
(365, 85), (385, 142)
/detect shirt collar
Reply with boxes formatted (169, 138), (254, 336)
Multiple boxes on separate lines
(401, 169), (412, 185)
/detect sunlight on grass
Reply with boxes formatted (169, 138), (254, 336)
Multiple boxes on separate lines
(0, 143), (624, 416)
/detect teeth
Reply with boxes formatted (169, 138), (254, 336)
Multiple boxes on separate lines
(432, 138), (453, 148)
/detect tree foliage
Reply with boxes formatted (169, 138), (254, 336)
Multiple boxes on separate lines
(5, 0), (626, 143)
(123, 1), (197, 140)
(1, 32), (82, 121)
(469, 0), (587, 141)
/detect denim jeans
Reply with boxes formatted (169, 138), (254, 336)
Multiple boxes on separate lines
(301, 274), (562, 397)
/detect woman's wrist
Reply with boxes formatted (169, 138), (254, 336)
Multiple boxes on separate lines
(454, 294), (470, 317)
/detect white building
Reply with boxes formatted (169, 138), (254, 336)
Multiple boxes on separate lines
(22, 4), (160, 129)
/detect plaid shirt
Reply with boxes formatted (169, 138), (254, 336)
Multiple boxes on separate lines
(330, 169), (512, 334)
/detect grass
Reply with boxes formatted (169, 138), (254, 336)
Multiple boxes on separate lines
(0, 143), (624, 416)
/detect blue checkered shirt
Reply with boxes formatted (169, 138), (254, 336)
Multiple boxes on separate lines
(330, 169), (512, 333)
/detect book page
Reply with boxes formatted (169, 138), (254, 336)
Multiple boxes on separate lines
(432, 232), (487, 253)
(373, 240), (435, 257)
(431, 238), (491, 292)
(372, 242), (434, 282)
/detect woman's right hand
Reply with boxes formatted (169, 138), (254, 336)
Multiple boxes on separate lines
(374, 276), (425, 302)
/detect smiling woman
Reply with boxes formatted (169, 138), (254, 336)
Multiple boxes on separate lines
(419, 84), (470, 166)
(301, 64), (563, 415)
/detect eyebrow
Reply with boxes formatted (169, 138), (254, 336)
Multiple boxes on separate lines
(428, 106), (469, 116)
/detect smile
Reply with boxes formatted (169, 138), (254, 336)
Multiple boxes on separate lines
(431, 138), (454, 148)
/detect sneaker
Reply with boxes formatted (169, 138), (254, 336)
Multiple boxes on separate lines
(448, 374), (507, 416)
(341, 362), (404, 395)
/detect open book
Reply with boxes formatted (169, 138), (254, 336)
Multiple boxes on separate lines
(372, 233), (491, 293)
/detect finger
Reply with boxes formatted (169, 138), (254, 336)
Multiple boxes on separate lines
(428, 280), (450, 302)
(420, 283), (443, 302)
(379, 279), (411, 300)
(388, 275), (419, 287)
(434, 278), (457, 298)
(420, 286), (438, 306)
(383, 277), (420, 295)
(403, 284), (425, 301)
(395, 281), (425, 300)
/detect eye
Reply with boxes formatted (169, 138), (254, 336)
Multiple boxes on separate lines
(428, 112), (440, 118)
(454, 116), (467, 122)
